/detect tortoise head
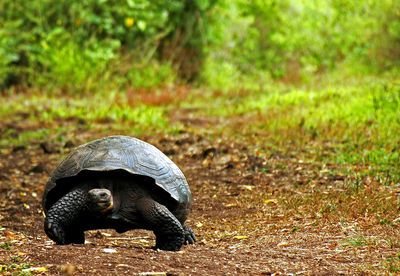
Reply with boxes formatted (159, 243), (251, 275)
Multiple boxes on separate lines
(87, 188), (113, 213)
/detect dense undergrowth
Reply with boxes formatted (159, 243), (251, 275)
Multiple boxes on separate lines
(1, 0), (400, 90)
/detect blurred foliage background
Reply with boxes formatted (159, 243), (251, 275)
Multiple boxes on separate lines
(1, 0), (399, 92)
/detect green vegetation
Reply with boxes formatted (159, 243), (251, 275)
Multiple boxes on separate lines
(1, 0), (399, 184)
(1, 0), (399, 90)
(0, 0), (213, 89)
(0, 256), (34, 276)
(384, 254), (400, 273)
(192, 77), (400, 183)
(0, 242), (12, 250)
(0, 93), (180, 149)
(343, 235), (368, 247)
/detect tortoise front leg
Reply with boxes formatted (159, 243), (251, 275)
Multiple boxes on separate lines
(44, 188), (87, 244)
(136, 197), (185, 251)
(183, 225), (197, 245)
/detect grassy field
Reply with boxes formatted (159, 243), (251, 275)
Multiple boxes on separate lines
(2, 75), (399, 182)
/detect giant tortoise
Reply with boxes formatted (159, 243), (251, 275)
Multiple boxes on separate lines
(42, 135), (196, 251)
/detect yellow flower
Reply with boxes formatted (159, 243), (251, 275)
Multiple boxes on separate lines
(125, 17), (134, 27)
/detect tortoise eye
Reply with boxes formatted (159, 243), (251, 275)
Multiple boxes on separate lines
(100, 192), (108, 199)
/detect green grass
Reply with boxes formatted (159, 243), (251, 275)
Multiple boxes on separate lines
(191, 76), (400, 183)
(198, 78), (399, 137)
(0, 93), (182, 148)
(1, 74), (399, 184)
(1, 94), (166, 124)
(0, 242), (12, 250)
(343, 235), (368, 247)
(381, 254), (400, 273)
(0, 256), (35, 276)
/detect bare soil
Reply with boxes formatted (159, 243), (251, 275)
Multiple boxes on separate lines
(0, 116), (398, 275)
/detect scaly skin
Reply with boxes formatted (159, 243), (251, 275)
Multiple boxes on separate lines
(44, 189), (87, 244)
(183, 225), (197, 245)
(44, 188), (197, 251)
(136, 197), (186, 251)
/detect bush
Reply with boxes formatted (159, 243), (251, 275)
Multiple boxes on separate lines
(201, 0), (400, 87)
(1, 0), (399, 92)
(0, 0), (212, 91)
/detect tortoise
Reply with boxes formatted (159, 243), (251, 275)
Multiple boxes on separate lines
(42, 135), (196, 251)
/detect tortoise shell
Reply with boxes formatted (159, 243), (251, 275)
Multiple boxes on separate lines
(42, 135), (192, 217)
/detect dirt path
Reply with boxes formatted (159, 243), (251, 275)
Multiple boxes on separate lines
(0, 118), (398, 275)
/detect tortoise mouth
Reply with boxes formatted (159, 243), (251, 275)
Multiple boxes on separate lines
(87, 189), (113, 213)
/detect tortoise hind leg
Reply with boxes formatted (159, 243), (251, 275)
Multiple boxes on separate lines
(136, 197), (185, 251)
(44, 188), (87, 244)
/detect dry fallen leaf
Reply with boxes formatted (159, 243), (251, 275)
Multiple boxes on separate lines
(277, 241), (289, 247)
(6, 231), (15, 239)
(239, 185), (253, 191)
(22, 267), (47, 272)
(264, 199), (277, 204)
(328, 242), (338, 249)
(233, 236), (248, 240)
(103, 248), (117, 253)
(224, 203), (238, 207)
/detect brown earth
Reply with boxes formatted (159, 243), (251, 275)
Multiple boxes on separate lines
(0, 115), (399, 275)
